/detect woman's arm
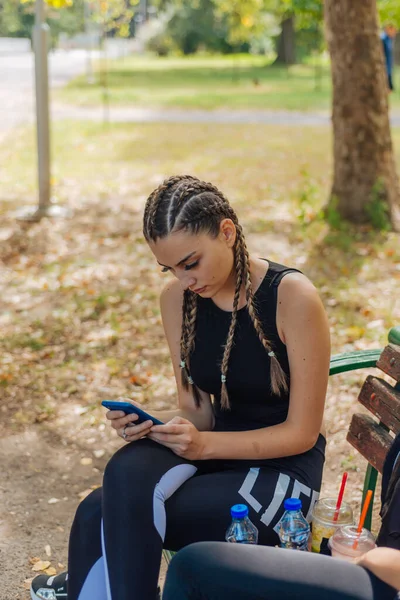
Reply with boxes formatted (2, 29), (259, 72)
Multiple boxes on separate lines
(153, 280), (215, 432)
(200, 274), (331, 460)
(355, 547), (400, 591)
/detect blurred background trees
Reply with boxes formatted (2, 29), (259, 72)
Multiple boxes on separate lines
(1, 0), (398, 61)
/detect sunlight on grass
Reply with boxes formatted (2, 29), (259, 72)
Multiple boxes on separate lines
(54, 54), (400, 112)
(56, 54), (333, 111)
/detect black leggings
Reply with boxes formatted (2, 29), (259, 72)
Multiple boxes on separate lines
(163, 542), (398, 600)
(67, 439), (322, 600)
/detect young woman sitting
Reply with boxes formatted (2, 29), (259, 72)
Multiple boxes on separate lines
(31, 175), (330, 600)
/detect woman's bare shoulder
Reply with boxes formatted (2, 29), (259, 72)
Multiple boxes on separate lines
(278, 270), (318, 303)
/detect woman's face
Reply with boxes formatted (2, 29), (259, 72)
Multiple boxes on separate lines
(149, 219), (237, 297)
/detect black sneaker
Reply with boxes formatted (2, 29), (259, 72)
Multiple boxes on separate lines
(30, 571), (68, 600)
(30, 571), (161, 599)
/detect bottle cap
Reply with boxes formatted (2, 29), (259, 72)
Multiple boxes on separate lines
(230, 504), (249, 519)
(284, 498), (302, 511)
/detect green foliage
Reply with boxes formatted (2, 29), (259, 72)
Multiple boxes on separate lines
(274, 0), (323, 27)
(167, 0), (233, 54)
(0, 0), (85, 41)
(150, 0), (324, 57)
(0, 0), (137, 42)
(0, 0), (34, 38)
(295, 167), (321, 226)
(324, 195), (343, 230)
(378, 0), (400, 27)
(366, 179), (391, 231)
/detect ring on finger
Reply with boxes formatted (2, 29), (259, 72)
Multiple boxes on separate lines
(122, 425), (129, 440)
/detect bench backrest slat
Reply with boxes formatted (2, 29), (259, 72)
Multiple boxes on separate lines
(347, 413), (393, 473)
(358, 375), (400, 435)
(376, 344), (400, 381)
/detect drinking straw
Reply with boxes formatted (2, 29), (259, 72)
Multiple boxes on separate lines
(333, 472), (348, 522)
(353, 490), (373, 550)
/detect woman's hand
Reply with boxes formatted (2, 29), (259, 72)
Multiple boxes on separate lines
(353, 547), (400, 591)
(148, 417), (205, 460)
(105, 397), (153, 444)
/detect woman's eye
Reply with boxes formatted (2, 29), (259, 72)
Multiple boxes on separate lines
(161, 267), (170, 273)
(184, 261), (199, 271)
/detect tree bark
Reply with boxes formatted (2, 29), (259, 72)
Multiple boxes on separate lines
(275, 16), (296, 65)
(325, 0), (400, 230)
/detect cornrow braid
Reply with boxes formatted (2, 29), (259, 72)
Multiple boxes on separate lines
(219, 240), (244, 409)
(143, 175), (196, 241)
(179, 289), (202, 407)
(143, 175), (289, 410)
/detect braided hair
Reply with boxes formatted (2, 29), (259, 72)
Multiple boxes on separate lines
(143, 176), (288, 409)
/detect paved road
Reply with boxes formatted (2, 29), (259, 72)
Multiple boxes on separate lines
(0, 49), (97, 135)
(53, 105), (400, 127)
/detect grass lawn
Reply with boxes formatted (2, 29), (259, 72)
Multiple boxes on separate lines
(55, 54), (400, 111)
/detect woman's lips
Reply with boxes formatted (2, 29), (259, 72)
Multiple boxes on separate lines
(192, 286), (207, 294)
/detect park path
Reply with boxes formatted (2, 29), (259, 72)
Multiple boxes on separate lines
(0, 49), (100, 140)
(2, 49), (400, 137)
(52, 103), (400, 127)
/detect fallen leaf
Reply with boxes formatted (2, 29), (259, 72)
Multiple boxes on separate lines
(29, 557), (41, 565)
(45, 545), (51, 557)
(32, 560), (51, 572)
(93, 449), (105, 459)
(45, 567), (57, 576)
(80, 457), (93, 466)
(48, 498), (60, 504)
(344, 326), (365, 341)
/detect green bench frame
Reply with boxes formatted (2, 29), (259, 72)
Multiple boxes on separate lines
(163, 326), (400, 565)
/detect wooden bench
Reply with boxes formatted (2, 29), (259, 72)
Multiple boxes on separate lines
(346, 325), (400, 529)
(162, 325), (400, 564)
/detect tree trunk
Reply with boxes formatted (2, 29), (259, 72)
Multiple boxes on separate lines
(275, 16), (296, 65)
(325, 0), (400, 230)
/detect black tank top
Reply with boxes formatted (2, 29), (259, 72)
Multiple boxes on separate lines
(190, 260), (300, 432)
(190, 260), (326, 486)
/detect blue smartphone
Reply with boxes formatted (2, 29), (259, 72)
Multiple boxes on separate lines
(101, 400), (164, 426)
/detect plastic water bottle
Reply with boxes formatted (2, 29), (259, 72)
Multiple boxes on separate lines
(225, 504), (258, 544)
(274, 498), (310, 550)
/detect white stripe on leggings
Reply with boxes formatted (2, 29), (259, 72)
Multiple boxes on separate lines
(153, 463), (198, 540)
(77, 554), (108, 600)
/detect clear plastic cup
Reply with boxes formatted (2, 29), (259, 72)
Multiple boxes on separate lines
(311, 498), (354, 553)
(328, 525), (376, 561)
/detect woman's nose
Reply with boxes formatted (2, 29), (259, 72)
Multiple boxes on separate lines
(181, 276), (196, 290)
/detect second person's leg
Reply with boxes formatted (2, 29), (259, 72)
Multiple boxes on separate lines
(163, 542), (397, 600)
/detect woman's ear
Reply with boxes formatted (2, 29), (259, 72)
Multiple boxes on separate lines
(219, 219), (236, 248)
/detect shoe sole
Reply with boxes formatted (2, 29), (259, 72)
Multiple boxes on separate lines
(30, 585), (67, 600)
(30, 588), (39, 600)
(30, 581), (157, 599)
